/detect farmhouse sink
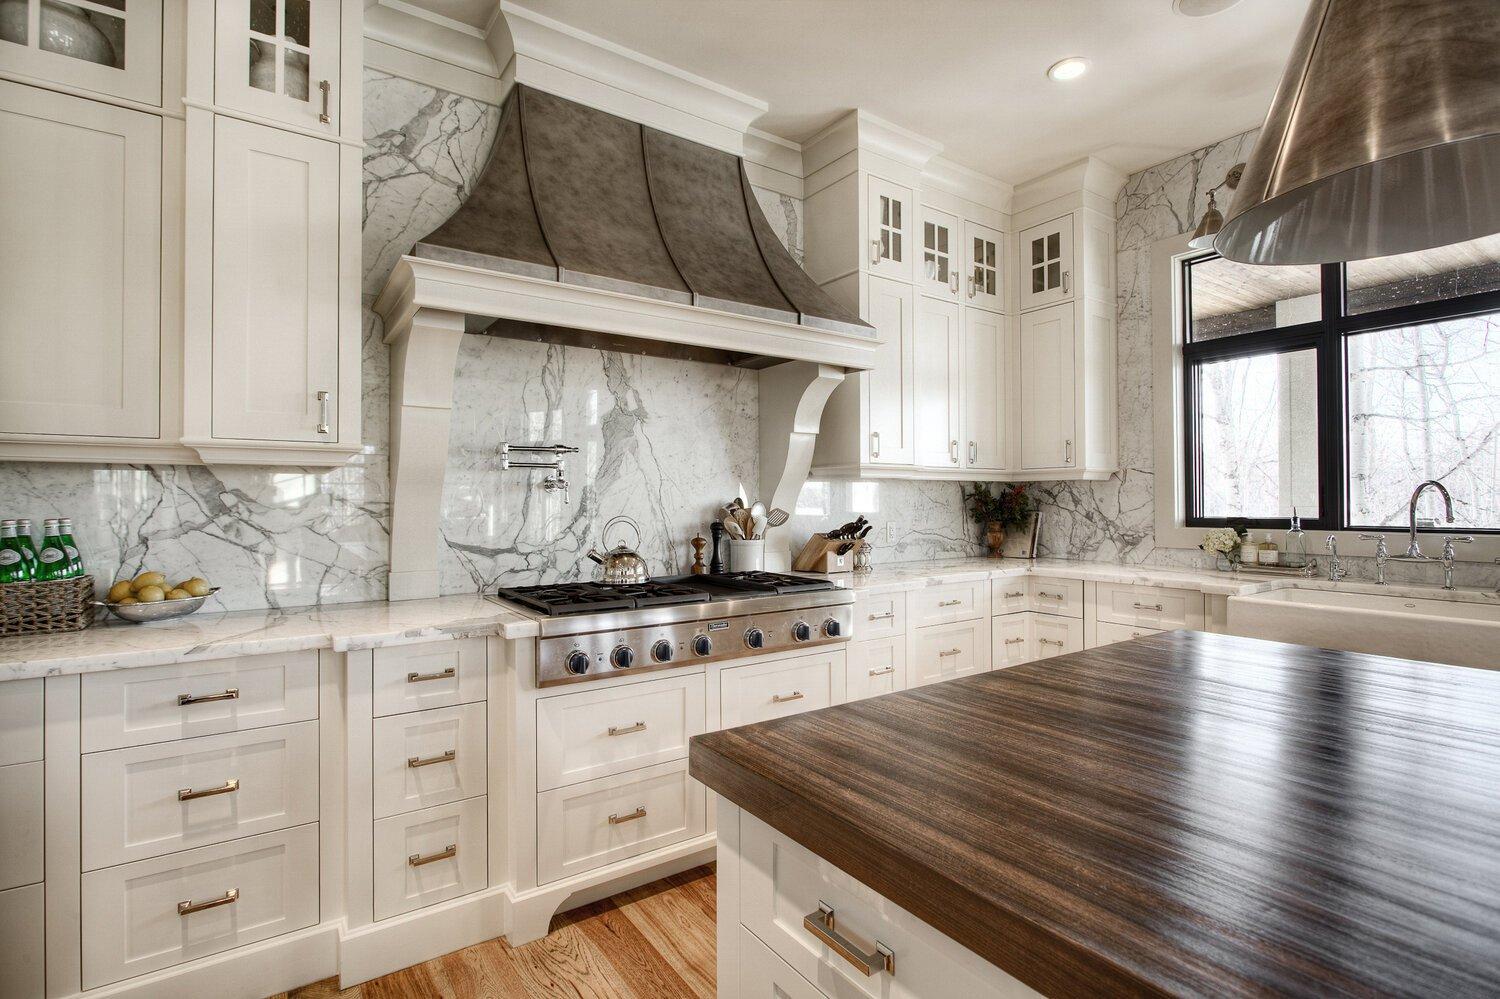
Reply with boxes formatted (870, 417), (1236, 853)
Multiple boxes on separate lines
(1227, 585), (1500, 669)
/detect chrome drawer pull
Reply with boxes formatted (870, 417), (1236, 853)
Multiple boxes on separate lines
(936, 598), (963, 607)
(867, 611), (895, 621)
(803, 902), (895, 977)
(1037, 591), (1064, 600)
(1003, 590), (1025, 598)
(1133, 602), (1165, 612)
(938, 648), (961, 657)
(1040, 638), (1064, 647)
(608, 806), (647, 825)
(178, 688), (238, 706)
(318, 79), (331, 123)
(608, 721), (647, 737)
(177, 778), (239, 801)
(407, 667), (456, 684)
(772, 691), (805, 703)
(1004, 637), (1026, 645)
(408, 844), (456, 867)
(178, 888), (238, 915)
(868, 666), (895, 677)
(407, 749), (456, 768)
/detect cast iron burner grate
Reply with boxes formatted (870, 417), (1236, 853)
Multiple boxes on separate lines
(703, 571), (838, 594)
(494, 580), (711, 616)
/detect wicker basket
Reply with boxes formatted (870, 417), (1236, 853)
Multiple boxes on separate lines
(0, 576), (96, 637)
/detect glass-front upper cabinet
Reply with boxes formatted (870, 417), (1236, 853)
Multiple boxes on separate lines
(1020, 215), (1074, 311)
(867, 175), (913, 281)
(214, 0), (339, 132)
(0, 0), (162, 104)
(964, 220), (1004, 312)
(918, 204), (961, 302)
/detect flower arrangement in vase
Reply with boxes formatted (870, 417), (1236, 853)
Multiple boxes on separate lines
(1199, 525), (1249, 570)
(963, 483), (1035, 557)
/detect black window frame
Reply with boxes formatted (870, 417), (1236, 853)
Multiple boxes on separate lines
(1181, 253), (1500, 535)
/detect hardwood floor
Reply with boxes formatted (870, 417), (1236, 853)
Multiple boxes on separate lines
(271, 866), (716, 999)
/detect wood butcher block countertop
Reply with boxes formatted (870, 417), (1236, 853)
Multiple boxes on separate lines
(689, 631), (1500, 997)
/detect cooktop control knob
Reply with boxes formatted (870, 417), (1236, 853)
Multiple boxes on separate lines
(565, 650), (591, 675)
(745, 628), (765, 650)
(823, 618), (842, 638)
(610, 645), (635, 669)
(791, 621), (812, 643)
(651, 639), (674, 663)
(693, 634), (713, 657)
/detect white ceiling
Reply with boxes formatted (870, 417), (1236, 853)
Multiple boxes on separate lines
(400, 0), (1308, 184)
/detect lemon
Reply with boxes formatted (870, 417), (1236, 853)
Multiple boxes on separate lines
(107, 580), (134, 603)
(132, 571), (166, 591)
(182, 579), (212, 597)
(115, 596), (139, 606)
(167, 588), (193, 600)
(136, 585), (166, 603)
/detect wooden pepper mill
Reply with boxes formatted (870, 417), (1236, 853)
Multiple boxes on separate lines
(690, 535), (707, 574)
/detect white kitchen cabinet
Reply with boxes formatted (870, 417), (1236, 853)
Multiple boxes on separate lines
(0, 883), (44, 999)
(1031, 614), (1083, 660)
(993, 615), (1031, 668)
(0, 0), (163, 105)
(867, 175), (913, 281)
(962, 306), (1006, 472)
(0, 81), (162, 440)
(964, 220), (1004, 312)
(865, 275), (916, 465)
(1020, 215), (1073, 312)
(914, 297), (961, 468)
(918, 203), (961, 301)
(1019, 302), (1077, 472)
(909, 618), (990, 688)
(210, 114), (341, 443)
(214, 0), (340, 133)
(846, 637), (906, 701)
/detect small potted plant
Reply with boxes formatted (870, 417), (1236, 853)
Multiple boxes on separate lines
(1199, 525), (1248, 570)
(963, 483), (1035, 557)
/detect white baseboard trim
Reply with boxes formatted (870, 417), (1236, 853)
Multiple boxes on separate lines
(338, 885), (510, 988)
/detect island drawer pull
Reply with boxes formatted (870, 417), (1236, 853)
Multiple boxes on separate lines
(407, 667), (456, 684)
(1133, 602), (1165, 612)
(803, 902), (895, 977)
(1003, 590), (1025, 598)
(178, 888), (238, 915)
(178, 688), (239, 706)
(407, 749), (456, 768)
(867, 611), (895, 621)
(408, 844), (456, 867)
(868, 666), (895, 677)
(608, 807), (647, 825)
(936, 598), (963, 607)
(1036, 591), (1064, 600)
(177, 778), (239, 801)
(608, 721), (647, 737)
(938, 648), (961, 657)
(772, 691), (804, 703)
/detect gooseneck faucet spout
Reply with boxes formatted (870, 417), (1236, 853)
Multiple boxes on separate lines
(1400, 479), (1454, 560)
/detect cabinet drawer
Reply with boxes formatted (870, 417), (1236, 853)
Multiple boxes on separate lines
(0, 679), (42, 766)
(854, 590), (906, 641)
(1032, 614), (1083, 660)
(81, 652), (319, 752)
(738, 923), (823, 998)
(738, 811), (1038, 998)
(81, 824), (319, 990)
(0, 883), (44, 999)
(373, 796), (487, 921)
(992, 614), (1031, 669)
(1094, 621), (1163, 647)
(908, 579), (987, 627)
(0, 762), (42, 891)
(373, 703), (487, 818)
(536, 760), (704, 886)
(721, 651), (841, 729)
(992, 578), (1029, 615)
(1027, 576), (1083, 618)
(373, 638), (487, 717)
(537, 673), (704, 792)
(81, 722), (319, 871)
(1094, 582), (1204, 631)
(909, 619), (990, 688)
(846, 638), (906, 702)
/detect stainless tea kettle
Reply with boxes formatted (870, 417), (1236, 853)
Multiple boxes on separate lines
(586, 516), (649, 584)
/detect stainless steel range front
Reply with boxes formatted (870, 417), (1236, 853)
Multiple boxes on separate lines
(488, 573), (856, 687)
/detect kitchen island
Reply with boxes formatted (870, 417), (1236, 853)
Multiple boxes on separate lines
(690, 630), (1500, 997)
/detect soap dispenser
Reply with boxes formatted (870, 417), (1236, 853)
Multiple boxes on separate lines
(1283, 508), (1308, 569)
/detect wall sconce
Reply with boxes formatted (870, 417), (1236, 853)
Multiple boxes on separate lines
(1189, 163), (1244, 251)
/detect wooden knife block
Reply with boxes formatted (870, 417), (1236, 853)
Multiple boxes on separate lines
(792, 534), (855, 573)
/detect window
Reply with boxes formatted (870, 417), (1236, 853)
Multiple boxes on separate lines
(1180, 234), (1500, 533)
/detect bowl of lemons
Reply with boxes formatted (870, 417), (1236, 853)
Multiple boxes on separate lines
(100, 572), (219, 623)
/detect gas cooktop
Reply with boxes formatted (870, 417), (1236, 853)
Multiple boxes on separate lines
(494, 571), (836, 618)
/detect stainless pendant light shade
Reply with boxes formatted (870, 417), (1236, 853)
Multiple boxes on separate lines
(1215, 0), (1500, 265)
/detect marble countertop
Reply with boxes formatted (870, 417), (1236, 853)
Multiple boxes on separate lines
(0, 594), (537, 681)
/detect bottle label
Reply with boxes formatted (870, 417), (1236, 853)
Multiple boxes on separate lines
(0, 550), (19, 566)
(65, 546), (79, 560)
(40, 549), (64, 563)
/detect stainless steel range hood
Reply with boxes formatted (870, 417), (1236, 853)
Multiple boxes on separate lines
(394, 84), (873, 368)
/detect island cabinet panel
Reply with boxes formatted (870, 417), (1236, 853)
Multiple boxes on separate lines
(736, 810), (1038, 998)
(737, 924), (823, 998)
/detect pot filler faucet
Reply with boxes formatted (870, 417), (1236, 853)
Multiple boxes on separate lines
(1387, 479), (1474, 590)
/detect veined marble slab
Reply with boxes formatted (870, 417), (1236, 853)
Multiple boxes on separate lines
(0, 595), (536, 681)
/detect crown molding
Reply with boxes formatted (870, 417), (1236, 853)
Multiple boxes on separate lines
(922, 155), (1013, 215)
(1013, 155), (1127, 215)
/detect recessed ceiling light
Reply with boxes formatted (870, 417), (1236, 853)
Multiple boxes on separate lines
(1047, 57), (1090, 82)
(1172, 0), (1243, 16)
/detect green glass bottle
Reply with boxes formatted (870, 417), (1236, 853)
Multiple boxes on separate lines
(35, 520), (71, 582)
(0, 521), (27, 584)
(14, 518), (39, 580)
(58, 518), (82, 577)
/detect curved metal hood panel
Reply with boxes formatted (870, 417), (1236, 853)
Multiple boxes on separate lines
(411, 84), (871, 353)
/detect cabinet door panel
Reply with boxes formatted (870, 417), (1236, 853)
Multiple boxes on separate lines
(212, 116), (340, 442)
(1020, 216), (1074, 312)
(962, 307), (1005, 472)
(0, 0), (162, 105)
(864, 275), (914, 465)
(914, 297), (961, 468)
(215, 0), (341, 133)
(1019, 303), (1076, 471)
(1031, 614), (1083, 660)
(917, 204), (960, 301)
(866, 176), (911, 280)
(965, 220), (1004, 312)
(0, 82), (161, 439)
